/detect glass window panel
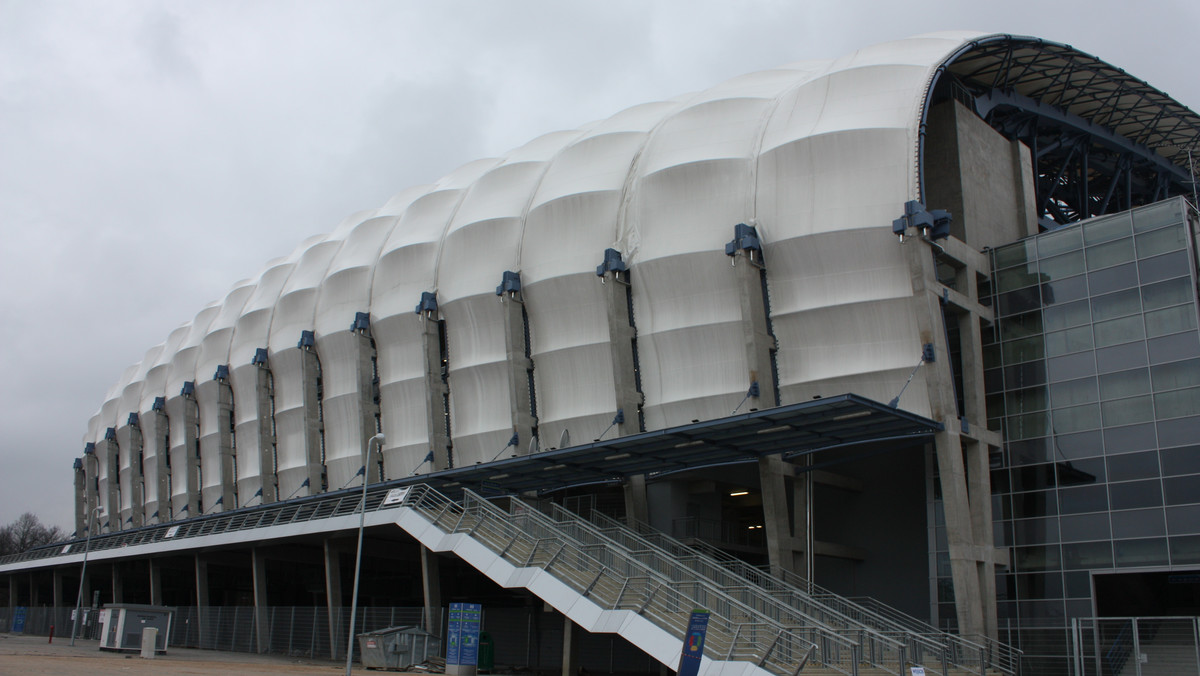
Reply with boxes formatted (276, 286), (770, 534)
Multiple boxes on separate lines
(1003, 336), (1045, 364)
(1093, 315), (1145, 348)
(1148, 332), (1200, 365)
(1155, 388), (1200, 420)
(1039, 252), (1086, 281)
(1151, 359), (1200, 391)
(1132, 199), (1183, 233)
(1038, 227), (1083, 258)
(985, 367), (1004, 392)
(1139, 250), (1190, 284)
(1044, 300), (1091, 331)
(1001, 312), (1044, 341)
(1091, 288), (1142, 321)
(1142, 277), (1194, 311)
(1114, 538), (1169, 567)
(1058, 457), (1105, 486)
(1062, 541), (1112, 570)
(1005, 361), (1048, 388)
(1007, 386), (1048, 414)
(1016, 571), (1064, 600)
(986, 393), (1005, 420)
(1009, 438), (1052, 466)
(1170, 535), (1200, 565)
(1103, 423), (1157, 454)
(1064, 571), (1092, 598)
(1101, 396), (1154, 427)
(994, 241), (1036, 269)
(1106, 451), (1161, 482)
(1060, 513), (1110, 542)
(998, 287), (1042, 316)
(1158, 417), (1200, 447)
(996, 265), (1042, 293)
(1042, 274), (1089, 304)
(1015, 544), (1062, 572)
(1087, 263), (1139, 296)
(1096, 342), (1149, 373)
(1052, 404), (1101, 434)
(1013, 464), (1056, 492)
(1060, 485), (1108, 514)
(1099, 368), (1151, 399)
(1167, 505), (1200, 535)
(983, 343), (1002, 370)
(1050, 378), (1098, 407)
(1083, 213), (1132, 244)
(1046, 326), (1093, 357)
(1049, 352), (1096, 381)
(1055, 430), (1103, 459)
(1109, 479), (1163, 510)
(1012, 490), (1057, 518)
(1007, 411), (1050, 440)
(1146, 305), (1198, 338)
(1164, 475), (1200, 505)
(1160, 446), (1200, 476)
(1013, 517), (1060, 545)
(1111, 508), (1166, 538)
(1134, 221), (1187, 256)
(1086, 238), (1135, 270)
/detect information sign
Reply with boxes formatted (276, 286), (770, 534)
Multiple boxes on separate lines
(446, 602), (482, 667)
(677, 609), (710, 676)
(12, 607), (26, 634)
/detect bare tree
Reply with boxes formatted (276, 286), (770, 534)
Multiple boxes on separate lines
(0, 512), (64, 556)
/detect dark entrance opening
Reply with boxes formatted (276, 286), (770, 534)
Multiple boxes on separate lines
(1094, 570), (1200, 616)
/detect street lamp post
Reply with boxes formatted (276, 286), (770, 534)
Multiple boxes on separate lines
(345, 433), (385, 676)
(69, 504), (103, 646)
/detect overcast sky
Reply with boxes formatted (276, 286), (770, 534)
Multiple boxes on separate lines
(2, 0), (1197, 532)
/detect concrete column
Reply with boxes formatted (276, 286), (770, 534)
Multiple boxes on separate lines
(352, 323), (383, 482)
(148, 559), (162, 606)
(251, 548), (270, 653)
(111, 564), (124, 604)
(418, 300), (453, 471)
(561, 616), (582, 676)
(8, 576), (16, 611)
(74, 459), (88, 536)
(53, 570), (64, 610)
(324, 539), (345, 659)
(100, 432), (121, 531)
(82, 447), (99, 528)
(28, 573), (38, 607)
(299, 345), (326, 492)
(167, 388), (202, 519)
(196, 375), (238, 512)
(498, 273), (537, 455)
(143, 403), (171, 523)
(254, 360), (279, 504)
(125, 415), (145, 528)
(420, 546), (442, 636)
(195, 554), (209, 647)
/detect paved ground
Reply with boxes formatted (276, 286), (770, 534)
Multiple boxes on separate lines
(0, 632), (376, 675)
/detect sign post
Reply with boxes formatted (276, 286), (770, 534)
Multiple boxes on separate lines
(446, 602), (482, 676)
(677, 610), (710, 676)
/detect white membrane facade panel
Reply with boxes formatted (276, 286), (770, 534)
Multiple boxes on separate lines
(314, 214), (397, 489)
(268, 234), (346, 499)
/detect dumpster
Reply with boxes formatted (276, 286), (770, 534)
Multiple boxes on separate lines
(357, 625), (442, 670)
(478, 632), (494, 673)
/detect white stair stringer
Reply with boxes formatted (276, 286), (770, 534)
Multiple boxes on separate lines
(394, 506), (775, 676)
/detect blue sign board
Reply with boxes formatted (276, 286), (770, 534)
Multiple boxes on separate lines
(446, 602), (482, 666)
(677, 609), (710, 676)
(12, 606), (27, 634)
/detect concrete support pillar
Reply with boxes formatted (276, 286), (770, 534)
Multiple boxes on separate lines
(111, 564), (124, 604)
(498, 273), (537, 455)
(167, 388), (202, 519)
(598, 252), (649, 521)
(143, 404), (171, 523)
(299, 345), (326, 493)
(100, 433), (121, 531)
(74, 459), (88, 536)
(254, 360), (279, 504)
(28, 573), (38, 607)
(251, 548), (270, 653)
(196, 375), (238, 512)
(561, 615), (582, 676)
(902, 231), (999, 639)
(420, 546), (442, 636)
(418, 300), (453, 471)
(324, 539), (345, 659)
(8, 576), (17, 610)
(53, 570), (65, 610)
(195, 554), (209, 646)
(352, 324), (383, 482)
(148, 559), (163, 606)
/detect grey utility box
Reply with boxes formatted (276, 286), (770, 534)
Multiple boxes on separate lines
(98, 604), (174, 653)
(357, 625), (442, 670)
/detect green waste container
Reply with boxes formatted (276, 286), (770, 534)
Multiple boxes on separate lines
(478, 631), (494, 673)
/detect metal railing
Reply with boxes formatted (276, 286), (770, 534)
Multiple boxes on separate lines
(398, 484), (826, 676)
(1072, 616), (1200, 676)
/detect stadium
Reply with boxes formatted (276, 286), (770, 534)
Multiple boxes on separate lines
(3, 31), (1199, 676)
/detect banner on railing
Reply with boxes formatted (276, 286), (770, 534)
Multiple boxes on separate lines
(678, 609), (710, 676)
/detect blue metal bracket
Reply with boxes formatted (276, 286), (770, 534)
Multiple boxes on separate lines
(893, 201), (951, 240)
(596, 248), (628, 276)
(213, 364), (230, 381)
(351, 312), (371, 332)
(415, 291), (438, 315)
(922, 343), (936, 363)
(104, 427), (116, 440)
(298, 330), (316, 349)
(181, 381), (195, 396)
(496, 270), (522, 296)
(83, 442), (95, 455)
(152, 397), (166, 411)
(73, 458), (83, 470)
(127, 412), (139, 426)
(252, 348), (269, 366)
(725, 223), (762, 256)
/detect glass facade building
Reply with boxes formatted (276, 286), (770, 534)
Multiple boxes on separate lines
(959, 197), (1200, 670)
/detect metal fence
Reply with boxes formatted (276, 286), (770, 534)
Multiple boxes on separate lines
(1072, 617), (1200, 676)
